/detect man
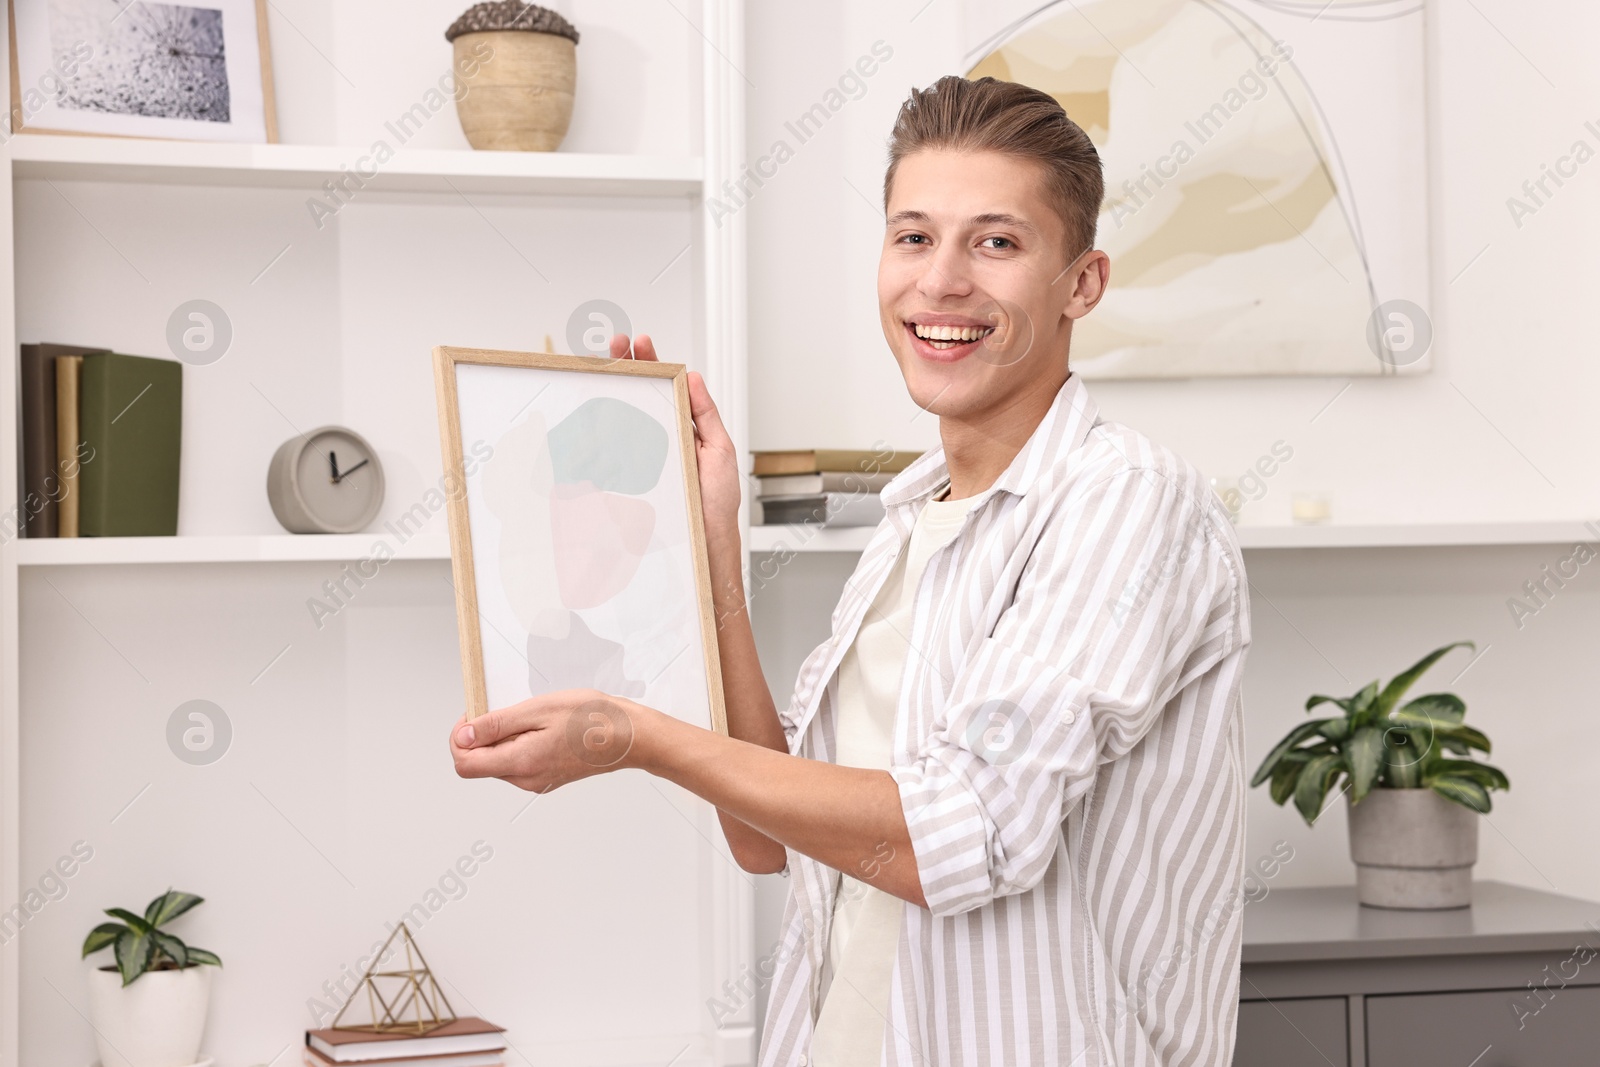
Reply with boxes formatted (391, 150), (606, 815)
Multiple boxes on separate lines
(451, 75), (1252, 1066)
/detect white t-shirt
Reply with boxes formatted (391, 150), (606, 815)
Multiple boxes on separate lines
(811, 485), (986, 1065)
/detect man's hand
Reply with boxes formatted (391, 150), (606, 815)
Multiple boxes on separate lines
(607, 333), (742, 555)
(450, 690), (652, 793)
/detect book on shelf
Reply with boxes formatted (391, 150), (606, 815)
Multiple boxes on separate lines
(18, 343), (106, 538)
(757, 491), (886, 528)
(54, 353), (84, 538)
(750, 448), (921, 477)
(303, 1044), (505, 1067)
(757, 470), (896, 497)
(78, 352), (182, 536)
(22, 344), (183, 538)
(305, 1017), (507, 1063)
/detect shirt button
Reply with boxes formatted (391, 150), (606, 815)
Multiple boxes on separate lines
(799, 1057), (808, 1066)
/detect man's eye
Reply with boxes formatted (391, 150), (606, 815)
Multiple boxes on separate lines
(901, 233), (929, 245)
(982, 236), (1014, 250)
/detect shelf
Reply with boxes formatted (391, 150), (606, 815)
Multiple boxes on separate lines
(15, 521), (1590, 566)
(1234, 520), (1598, 550)
(746, 524), (876, 553)
(747, 520), (1599, 554)
(11, 532), (450, 566)
(6, 135), (704, 197)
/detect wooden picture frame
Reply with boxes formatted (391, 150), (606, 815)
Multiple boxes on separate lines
(432, 346), (726, 734)
(9, 0), (279, 143)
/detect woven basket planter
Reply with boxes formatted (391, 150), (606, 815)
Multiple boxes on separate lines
(447, 2), (579, 152)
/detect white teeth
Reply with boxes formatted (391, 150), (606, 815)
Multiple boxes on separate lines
(913, 323), (992, 343)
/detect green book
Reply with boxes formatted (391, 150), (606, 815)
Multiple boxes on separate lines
(78, 353), (182, 537)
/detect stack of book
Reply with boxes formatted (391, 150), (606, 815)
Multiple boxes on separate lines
(752, 448), (920, 527)
(304, 1017), (508, 1067)
(19, 342), (183, 537)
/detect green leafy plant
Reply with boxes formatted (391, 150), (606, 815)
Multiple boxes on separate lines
(81, 890), (221, 986)
(1251, 641), (1509, 825)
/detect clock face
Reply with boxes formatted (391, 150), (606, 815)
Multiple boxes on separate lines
(295, 429), (382, 531)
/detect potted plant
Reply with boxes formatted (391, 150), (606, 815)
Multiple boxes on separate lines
(1251, 641), (1509, 910)
(82, 890), (221, 1067)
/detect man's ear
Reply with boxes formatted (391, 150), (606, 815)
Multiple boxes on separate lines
(1062, 250), (1111, 321)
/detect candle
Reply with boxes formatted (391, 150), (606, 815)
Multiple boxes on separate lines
(1291, 492), (1331, 525)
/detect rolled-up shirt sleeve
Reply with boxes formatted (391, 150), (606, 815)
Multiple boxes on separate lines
(889, 467), (1245, 917)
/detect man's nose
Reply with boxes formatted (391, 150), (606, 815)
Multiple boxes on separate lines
(916, 243), (974, 300)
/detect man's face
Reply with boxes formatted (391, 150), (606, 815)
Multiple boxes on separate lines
(878, 148), (1106, 422)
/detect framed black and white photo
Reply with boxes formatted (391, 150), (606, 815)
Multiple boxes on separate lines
(9, 0), (277, 142)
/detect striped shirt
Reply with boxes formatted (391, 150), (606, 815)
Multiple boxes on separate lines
(755, 374), (1252, 1067)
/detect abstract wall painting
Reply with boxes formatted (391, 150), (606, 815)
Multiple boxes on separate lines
(433, 347), (725, 733)
(966, 0), (1432, 378)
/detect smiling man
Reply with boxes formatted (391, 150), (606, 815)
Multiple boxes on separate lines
(450, 76), (1252, 1066)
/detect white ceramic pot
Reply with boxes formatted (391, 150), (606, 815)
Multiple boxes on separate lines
(1347, 788), (1478, 909)
(87, 964), (212, 1067)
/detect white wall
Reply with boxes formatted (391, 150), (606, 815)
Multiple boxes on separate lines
(742, 0), (1600, 1003)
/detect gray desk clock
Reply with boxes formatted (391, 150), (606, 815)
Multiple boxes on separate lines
(267, 426), (385, 534)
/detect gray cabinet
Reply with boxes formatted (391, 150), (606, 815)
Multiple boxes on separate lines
(1234, 997), (1347, 1067)
(1235, 881), (1600, 1067)
(1365, 986), (1600, 1067)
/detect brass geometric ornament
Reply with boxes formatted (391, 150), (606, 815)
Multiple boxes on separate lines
(330, 922), (457, 1035)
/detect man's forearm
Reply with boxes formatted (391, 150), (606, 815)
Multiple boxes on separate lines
(707, 535), (787, 754)
(630, 705), (929, 909)
(704, 533), (791, 869)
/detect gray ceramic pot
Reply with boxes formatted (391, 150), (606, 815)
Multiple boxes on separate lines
(1347, 788), (1478, 909)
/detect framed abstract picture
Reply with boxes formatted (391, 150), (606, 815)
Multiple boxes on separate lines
(432, 346), (726, 734)
(9, 0), (278, 142)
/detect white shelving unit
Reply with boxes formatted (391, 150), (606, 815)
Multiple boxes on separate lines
(0, 3), (753, 1066)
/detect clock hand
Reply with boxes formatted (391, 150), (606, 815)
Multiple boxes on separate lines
(328, 451), (340, 482)
(334, 458), (370, 483)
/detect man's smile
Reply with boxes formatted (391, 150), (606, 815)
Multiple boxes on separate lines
(904, 316), (997, 359)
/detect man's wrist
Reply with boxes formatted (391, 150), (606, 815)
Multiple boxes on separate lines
(705, 539), (749, 621)
(702, 516), (743, 562)
(619, 698), (677, 776)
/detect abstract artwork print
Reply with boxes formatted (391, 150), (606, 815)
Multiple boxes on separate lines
(436, 349), (722, 734)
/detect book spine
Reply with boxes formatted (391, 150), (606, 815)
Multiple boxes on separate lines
(19, 346), (58, 538)
(54, 356), (82, 538)
(77, 355), (111, 537)
(758, 472), (899, 497)
(755, 474), (821, 497)
(821, 491), (886, 527)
